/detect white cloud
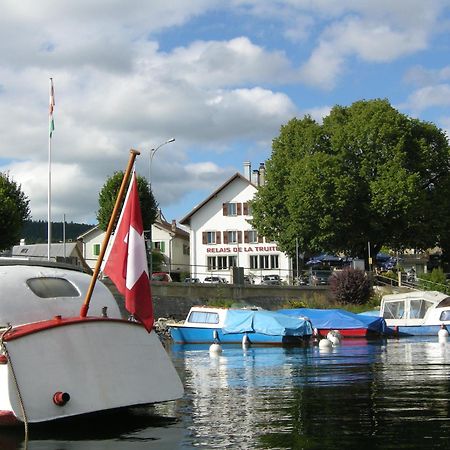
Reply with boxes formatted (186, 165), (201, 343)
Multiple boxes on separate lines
(404, 84), (450, 111)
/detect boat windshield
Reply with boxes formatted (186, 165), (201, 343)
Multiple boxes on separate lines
(409, 299), (433, 319)
(383, 301), (404, 319)
(187, 311), (220, 324)
(26, 277), (80, 298)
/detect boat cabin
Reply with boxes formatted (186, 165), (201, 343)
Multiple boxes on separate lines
(380, 290), (450, 327)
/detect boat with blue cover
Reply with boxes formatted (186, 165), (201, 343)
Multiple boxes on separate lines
(168, 306), (313, 345)
(278, 308), (388, 338)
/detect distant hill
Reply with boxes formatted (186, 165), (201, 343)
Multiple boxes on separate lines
(20, 220), (95, 244)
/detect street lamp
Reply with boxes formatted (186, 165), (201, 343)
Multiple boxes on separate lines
(148, 138), (175, 279)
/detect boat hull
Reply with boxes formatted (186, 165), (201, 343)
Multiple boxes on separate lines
(169, 325), (308, 345)
(0, 318), (183, 425)
(386, 324), (443, 336)
(316, 328), (382, 338)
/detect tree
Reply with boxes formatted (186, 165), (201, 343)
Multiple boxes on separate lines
(0, 172), (30, 250)
(251, 99), (450, 265)
(97, 171), (158, 232)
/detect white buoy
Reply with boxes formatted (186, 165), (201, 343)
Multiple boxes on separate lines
(242, 333), (250, 349)
(209, 342), (222, 354)
(438, 325), (449, 339)
(327, 330), (342, 346)
(319, 338), (332, 349)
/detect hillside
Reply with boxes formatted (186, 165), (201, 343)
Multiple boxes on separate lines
(20, 220), (95, 244)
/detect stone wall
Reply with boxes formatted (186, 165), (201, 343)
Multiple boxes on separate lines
(151, 282), (331, 320)
(103, 279), (332, 321)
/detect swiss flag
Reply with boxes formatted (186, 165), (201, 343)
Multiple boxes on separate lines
(102, 170), (154, 332)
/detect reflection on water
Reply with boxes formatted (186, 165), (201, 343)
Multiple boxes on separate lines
(2, 337), (450, 449)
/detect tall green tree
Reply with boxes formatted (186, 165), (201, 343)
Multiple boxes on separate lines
(251, 99), (450, 264)
(0, 172), (30, 250)
(97, 171), (158, 232)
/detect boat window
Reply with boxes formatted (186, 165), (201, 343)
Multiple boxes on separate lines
(409, 300), (433, 319)
(437, 297), (450, 308)
(382, 301), (404, 319)
(187, 311), (220, 324)
(26, 277), (80, 298)
(439, 310), (450, 321)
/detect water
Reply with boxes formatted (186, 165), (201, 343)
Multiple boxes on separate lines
(2, 337), (450, 449)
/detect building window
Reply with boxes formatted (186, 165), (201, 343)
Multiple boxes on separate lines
(259, 255), (270, 269)
(248, 230), (258, 244)
(223, 202), (242, 216)
(270, 255), (279, 269)
(228, 203), (237, 216)
(93, 244), (100, 256)
(218, 256), (228, 270)
(228, 255), (237, 267)
(250, 255), (258, 269)
(154, 241), (165, 252)
(227, 230), (238, 244)
(207, 232), (216, 244)
(207, 256), (217, 270)
(183, 244), (190, 255)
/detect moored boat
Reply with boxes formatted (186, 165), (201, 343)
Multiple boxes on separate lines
(379, 290), (450, 336)
(168, 306), (313, 345)
(278, 308), (388, 338)
(0, 260), (183, 426)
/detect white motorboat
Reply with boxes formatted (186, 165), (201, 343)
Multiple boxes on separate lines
(380, 290), (450, 335)
(0, 260), (183, 425)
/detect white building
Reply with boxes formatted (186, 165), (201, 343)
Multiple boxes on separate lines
(77, 215), (190, 280)
(180, 162), (291, 284)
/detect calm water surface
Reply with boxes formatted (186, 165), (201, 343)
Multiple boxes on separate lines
(2, 337), (450, 449)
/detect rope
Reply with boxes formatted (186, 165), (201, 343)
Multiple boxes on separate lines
(0, 325), (29, 442)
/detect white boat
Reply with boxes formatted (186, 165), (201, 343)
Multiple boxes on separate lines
(380, 290), (450, 335)
(0, 260), (183, 425)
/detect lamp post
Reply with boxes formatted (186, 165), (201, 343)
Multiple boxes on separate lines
(148, 138), (175, 279)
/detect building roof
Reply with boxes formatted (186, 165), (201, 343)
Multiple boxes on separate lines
(12, 242), (80, 259)
(155, 219), (189, 239)
(179, 172), (254, 225)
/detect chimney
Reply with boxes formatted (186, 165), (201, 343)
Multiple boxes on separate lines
(171, 219), (176, 232)
(251, 169), (260, 186)
(259, 162), (266, 186)
(243, 161), (251, 181)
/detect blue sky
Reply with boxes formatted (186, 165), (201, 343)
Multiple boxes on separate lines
(1, 1), (450, 226)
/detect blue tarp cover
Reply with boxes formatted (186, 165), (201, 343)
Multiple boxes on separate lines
(222, 309), (313, 336)
(279, 308), (387, 333)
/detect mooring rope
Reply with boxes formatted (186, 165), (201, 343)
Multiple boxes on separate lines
(0, 325), (29, 442)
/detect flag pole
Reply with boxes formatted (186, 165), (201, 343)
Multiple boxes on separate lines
(80, 149), (140, 317)
(48, 77), (55, 260)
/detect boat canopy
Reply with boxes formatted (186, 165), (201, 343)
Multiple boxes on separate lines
(279, 308), (387, 333)
(0, 263), (122, 327)
(222, 309), (313, 336)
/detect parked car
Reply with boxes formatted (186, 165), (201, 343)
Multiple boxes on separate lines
(261, 274), (282, 285)
(151, 272), (172, 283)
(184, 277), (200, 283)
(244, 275), (255, 285)
(203, 276), (227, 284)
(310, 270), (332, 285)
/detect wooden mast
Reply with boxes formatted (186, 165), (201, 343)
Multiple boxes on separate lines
(80, 149), (140, 317)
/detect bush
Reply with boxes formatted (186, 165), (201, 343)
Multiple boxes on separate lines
(329, 268), (372, 305)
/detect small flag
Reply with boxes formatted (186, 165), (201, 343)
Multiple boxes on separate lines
(102, 170), (154, 332)
(49, 78), (55, 138)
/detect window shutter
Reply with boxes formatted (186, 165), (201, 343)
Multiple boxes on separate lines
(244, 231), (249, 243)
(237, 203), (242, 215)
(223, 231), (229, 244)
(258, 235), (264, 243)
(202, 232), (207, 244)
(238, 231), (242, 243)
(243, 202), (248, 215)
(222, 203), (228, 216)
(216, 231), (221, 244)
